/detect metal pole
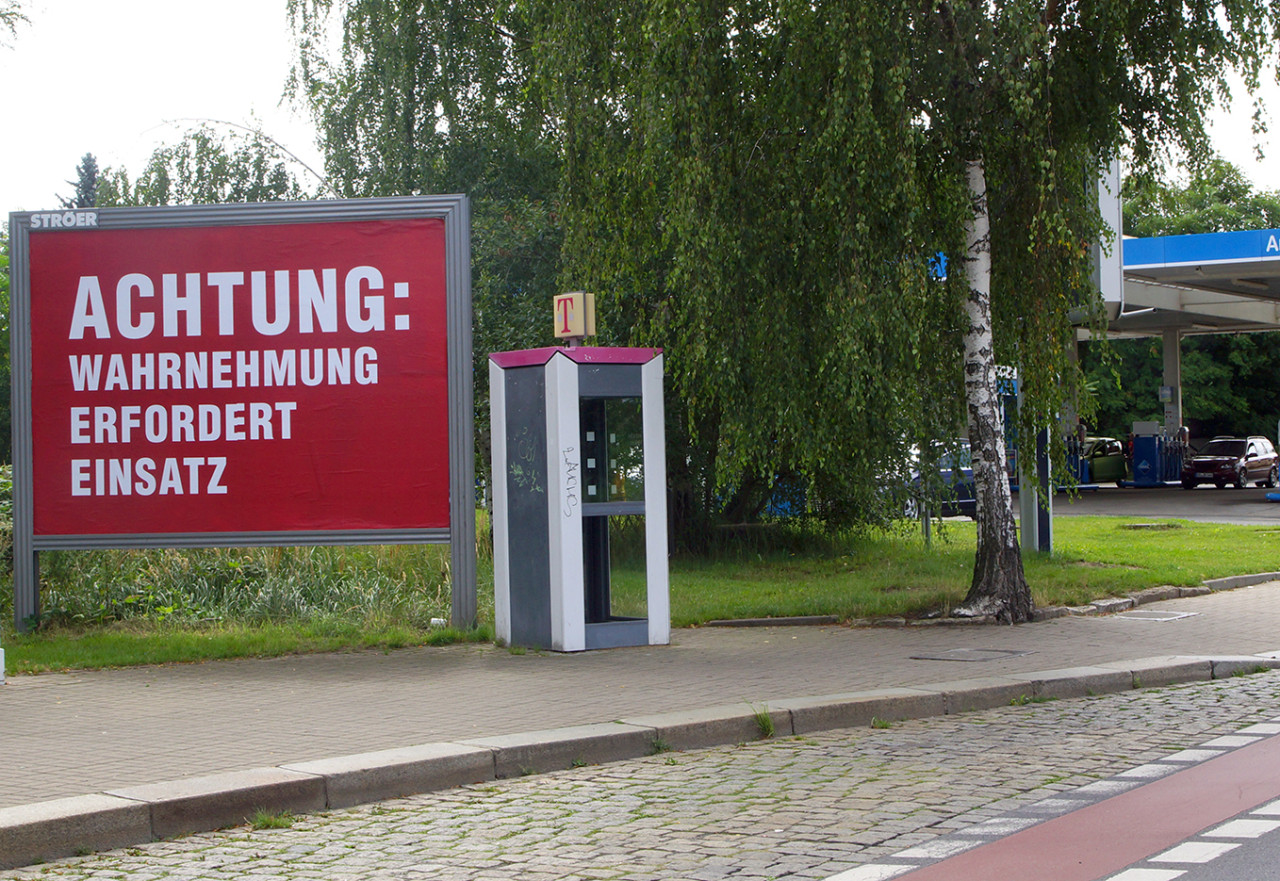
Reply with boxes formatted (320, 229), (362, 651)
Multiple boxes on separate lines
(9, 213), (39, 632)
(448, 197), (477, 630)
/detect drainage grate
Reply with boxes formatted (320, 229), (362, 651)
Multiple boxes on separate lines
(1114, 610), (1199, 622)
(909, 648), (1035, 662)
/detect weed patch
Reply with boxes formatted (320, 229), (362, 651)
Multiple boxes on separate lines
(750, 703), (775, 739)
(250, 809), (294, 830)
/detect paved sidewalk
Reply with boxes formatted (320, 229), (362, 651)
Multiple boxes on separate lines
(3, 580), (1280, 815)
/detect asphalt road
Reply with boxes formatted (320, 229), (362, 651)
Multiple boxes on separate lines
(1048, 483), (1280, 525)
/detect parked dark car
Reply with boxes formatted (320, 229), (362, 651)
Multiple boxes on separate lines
(1180, 436), (1279, 489)
(906, 439), (976, 518)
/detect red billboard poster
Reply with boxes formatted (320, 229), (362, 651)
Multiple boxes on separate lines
(26, 217), (451, 535)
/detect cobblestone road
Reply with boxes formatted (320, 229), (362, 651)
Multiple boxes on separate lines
(6, 671), (1280, 881)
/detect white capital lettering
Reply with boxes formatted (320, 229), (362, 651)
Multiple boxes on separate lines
(207, 271), (244, 335)
(116, 273), (156, 340)
(70, 277), (111, 339)
(162, 273), (203, 337)
(251, 270), (291, 335)
(345, 265), (385, 332)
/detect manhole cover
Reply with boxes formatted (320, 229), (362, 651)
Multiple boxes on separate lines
(909, 648), (1035, 662)
(1114, 610), (1199, 622)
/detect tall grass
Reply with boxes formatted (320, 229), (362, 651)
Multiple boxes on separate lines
(0, 479), (496, 636)
(33, 544), (460, 629)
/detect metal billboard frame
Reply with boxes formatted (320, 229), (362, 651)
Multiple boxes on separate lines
(8, 196), (475, 631)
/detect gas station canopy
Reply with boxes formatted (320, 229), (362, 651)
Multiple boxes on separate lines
(1111, 229), (1280, 338)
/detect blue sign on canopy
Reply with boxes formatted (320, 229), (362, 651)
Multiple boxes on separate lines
(1125, 229), (1280, 268)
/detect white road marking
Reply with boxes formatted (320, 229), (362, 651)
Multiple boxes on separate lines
(1117, 763), (1177, 778)
(1148, 840), (1241, 863)
(962, 816), (1039, 835)
(1077, 779), (1141, 795)
(823, 864), (914, 881)
(1200, 735), (1263, 748)
(1202, 818), (1280, 838)
(893, 839), (982, 859)
(1161, 749), (1224, 763)
(1026, 797), (1084, 812)
(1251, 797), (1280, 816)
(1237, 722), (1280, 734)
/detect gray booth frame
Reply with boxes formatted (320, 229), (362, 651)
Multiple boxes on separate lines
(7, 196), (475, 632)
(489, 346), (670, 652)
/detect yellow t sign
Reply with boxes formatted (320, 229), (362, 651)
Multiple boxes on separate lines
(553, 292), (596, 339)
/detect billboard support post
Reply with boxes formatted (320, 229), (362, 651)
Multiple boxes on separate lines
(9, 197), (474, 633)
(445, 197), (476, 629)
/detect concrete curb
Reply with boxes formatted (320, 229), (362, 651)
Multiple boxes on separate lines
(0, 795), (150, 868)
(775, 687), (946, 733)
(1204, 571), (1280, 592)
(280, 743), (496, 810)
(620, 703), (794, 750)
(4, 652), (1279, 870)
(105, 767), (327, 842)
(459, 722), (657, 779)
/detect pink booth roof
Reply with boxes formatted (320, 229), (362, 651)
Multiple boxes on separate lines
(489, 346), (663, 369)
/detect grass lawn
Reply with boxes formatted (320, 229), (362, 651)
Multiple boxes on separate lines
(4, 620), (492, 676)
(662, 516), (1280, 625)
(3, 515), (1276, 674)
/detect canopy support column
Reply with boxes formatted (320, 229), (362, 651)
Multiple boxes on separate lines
(1162, 329), (1183, 435)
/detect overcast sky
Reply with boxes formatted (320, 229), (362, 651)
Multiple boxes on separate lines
(0, 0), (322, 213)
(1, 1), (1278, 218)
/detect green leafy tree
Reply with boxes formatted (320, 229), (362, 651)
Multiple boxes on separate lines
(1123, 159), (1280, 236)
(529, 0), (1280, 621)
(97, 125), (308, 207)
(900, 1), (1280, 621)
(525, 1), (965, 540)
(287, 1), (1280, 614)
(289, 1), (565, 491)
(59, 153), (100, 209)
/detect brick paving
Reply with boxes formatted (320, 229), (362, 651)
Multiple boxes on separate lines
(5, 669), (1279, 880)
(3, 582), (1280, 811)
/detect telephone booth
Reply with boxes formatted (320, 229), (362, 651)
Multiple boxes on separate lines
(488, 347), (669, 651)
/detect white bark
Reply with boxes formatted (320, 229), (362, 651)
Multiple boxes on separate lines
(955, 158), (1031, 622)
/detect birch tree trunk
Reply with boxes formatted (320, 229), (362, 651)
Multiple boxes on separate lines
(954, 159), (1033, 623)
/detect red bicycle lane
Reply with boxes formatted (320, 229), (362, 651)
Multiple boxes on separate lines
(890, 731), (1280, 881)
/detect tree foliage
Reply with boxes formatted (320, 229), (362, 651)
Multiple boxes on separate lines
(288, 0), (565, 490)
(1123, 159), (1280, 237)
(523, 1), (967, 536)
(59, 153), (100, 209)
(0, 0), (25, 47)
(96, 125), (308, 207)
(285, 0), (1280, 595)
(887, 0), (1280, 619)
(288, 0), (546, 197)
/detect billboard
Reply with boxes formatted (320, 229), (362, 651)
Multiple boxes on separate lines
(8, 197), (475, 627)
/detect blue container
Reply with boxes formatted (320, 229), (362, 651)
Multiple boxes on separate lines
(1131, 435), (1162, 487)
